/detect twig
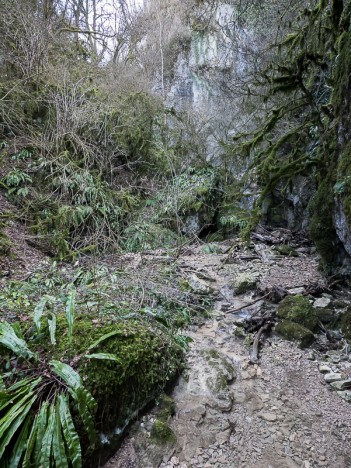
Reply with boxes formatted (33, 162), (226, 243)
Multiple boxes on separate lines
(227, 293), (270, 314)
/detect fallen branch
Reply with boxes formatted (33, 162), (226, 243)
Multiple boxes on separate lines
(227, 293), (270, 314)
(249, 322), (271, 364)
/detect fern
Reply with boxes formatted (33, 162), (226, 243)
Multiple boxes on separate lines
(0, 300), (106, 467)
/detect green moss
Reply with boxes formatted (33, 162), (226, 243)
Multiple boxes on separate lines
(273, 244), (298, 257)
(233, 273), (257, 295)
(0, 229), (13, 255)
(37, 314), (184, 433)
(275, 319), (315, 348)
(340, 308), (351, 341)
(200, 348), (235, 393)
(150, 419), (176, 445)
(156, 394), (176, 421)
(309, 176), (339, 267)
(277, 295), (318, 331)
(314, 307), (335, 324)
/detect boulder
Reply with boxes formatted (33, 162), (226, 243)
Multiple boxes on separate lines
(233, 273), (257, 295)
(277, 294), (318, 331)
(188, 273), (217, 295)
(275, 320), (315, 348)
(40, 314), (183, 463)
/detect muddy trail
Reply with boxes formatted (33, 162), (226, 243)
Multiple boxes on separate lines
(104, 238), (351, 468)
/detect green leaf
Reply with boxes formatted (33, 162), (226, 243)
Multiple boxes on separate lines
(75, 387), (96, 446)
(51, 362), (97, 446)
(48, 313), (57, 345)
(39, 404), (55, 467)
(0, 393), (37, 460)
(0, 391), (36, 439)
(8, 413), (32, 468)
(52, 399), (68, 468)
(0, 322), (35, 360)
(33, 401), (49, 465)
(58, 394), (82, 468)
(33, 296), (50, 331)
(22, 412), (39, 468)
(85, 353), (121, 362)
(50, 361), (81, 391)
(87, 330), (125, 351)
(0, 377), (41, 413)
(0, 375), (5, 391)
(65, 287), (76, 343)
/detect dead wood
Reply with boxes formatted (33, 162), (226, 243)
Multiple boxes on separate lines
(249, 322), (271, 364)
(227, 293), (270, 314)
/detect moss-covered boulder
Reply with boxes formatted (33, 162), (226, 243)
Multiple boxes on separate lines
(40, 315), (183, 447)
(277, 295), (318, 331)
(340, 308), (351, 341)
(275, 320), (315, 348)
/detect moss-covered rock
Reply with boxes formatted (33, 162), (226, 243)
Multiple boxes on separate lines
(275, 319), (315, 348)
(277, 295), (318, 331)
(273, 244), (298, 257)
(201, 348), (236, 394)
(314, 307), (335, 325)
(38, 314), (183, 437)
(340, 308), (351, 341)
(150, 419), (176, 445)
(233, 273), (257, 295)
(156, 394), (176, 421)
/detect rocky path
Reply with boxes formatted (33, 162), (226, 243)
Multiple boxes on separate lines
(105, 241), (351, 468)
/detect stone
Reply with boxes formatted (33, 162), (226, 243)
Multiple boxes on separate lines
(277, 295), (318, 331)
(215, 429), (231, 445)
(288, 287), (306, 295)
(330, 379), (351, 390)
(319, 364), (332, 374)
(274, 244), (299, 256)
(324, 373), (343, 383)
(188, 274), (217, 295)
(259, 412), (277, 422)
(275, 320), (315, 348)
(233, 273), (257, 294)
(313, 297), (332, 308)
(337, 390), (351, 402)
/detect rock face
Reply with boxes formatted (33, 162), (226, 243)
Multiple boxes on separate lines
(165, 2), (253, 165)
